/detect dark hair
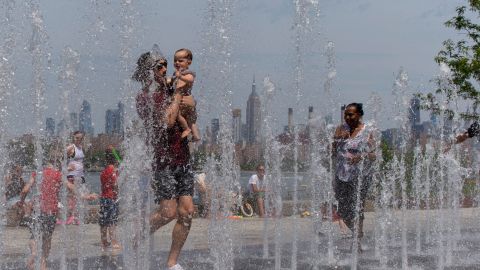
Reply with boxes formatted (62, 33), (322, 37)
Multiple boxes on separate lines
(132, 51), (167, 83)
(72, 130), (84, 137)
(346, 103), (364, 116)
(175, 48), (193, 61)
(105, 147), (117, 165)
(256, 164), (265, 170)
(132, 52), (152, 83)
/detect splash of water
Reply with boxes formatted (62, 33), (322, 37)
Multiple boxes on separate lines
(0, 0), (17, 260)
(26, 1), (50, 269)
(435, 63), (464, 268)
(318, 40), (339, 266)
(201, 1), (237, 269)
(116, 0), (143, 269)
(57, 45), (80, 270)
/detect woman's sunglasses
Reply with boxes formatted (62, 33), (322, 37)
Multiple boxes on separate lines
(155, 62), (167, 70)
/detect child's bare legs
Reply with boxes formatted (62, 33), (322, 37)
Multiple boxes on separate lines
(191, 123), (201, 141)
(100, 226), (109, 250)
(27, 238), (49, 270)
(40, 235), (52, 270)
(109, 225), (121, 249)
(177, 114), (191, 139)
(173, 93), (191, 139)
(27, 239), (36, 270)
(101, 223), (120, 251)
(66, 191), (77, 223)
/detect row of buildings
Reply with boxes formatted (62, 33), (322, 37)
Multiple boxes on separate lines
(45, 100), (124, 137)
(207, 77), (336, 147)
(202, 80), (474, 167)
(41, 80), (476, 170)
(206, 77), (263, 146)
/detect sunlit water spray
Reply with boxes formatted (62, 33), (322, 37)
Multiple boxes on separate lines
(323, 41), (339, 266)
(261, 76), (275, 260)
(2, 1), (480, 270)
(291, 0), (321, 268)
(200, 0), (237, 269)
(115, 0), (145, 269)
(57, 45), (80, 270)
(26, 1), (51, 269)
(434, 63), (468, 268)
(0, 0), (17, 260)
(261, 76), (288, 268)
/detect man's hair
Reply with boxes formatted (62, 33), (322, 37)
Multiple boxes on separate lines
(132, 51), (167, 83)
(346, 102), (364, 116)
(256, 164), (265, 170)
(175, 48), (193, 61)
(132, 52), (152, 83)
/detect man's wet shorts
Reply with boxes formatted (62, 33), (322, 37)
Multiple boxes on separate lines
(152, 165), (194, 203)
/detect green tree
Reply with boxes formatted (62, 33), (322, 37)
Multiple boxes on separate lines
(427, 0), (480, 119)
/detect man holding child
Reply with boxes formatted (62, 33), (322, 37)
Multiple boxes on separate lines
(135, 47), (197, 270)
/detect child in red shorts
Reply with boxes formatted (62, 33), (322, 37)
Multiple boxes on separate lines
(99, 147), (121, 251)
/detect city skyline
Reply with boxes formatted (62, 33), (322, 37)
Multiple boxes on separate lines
(44, 99), (116, 137)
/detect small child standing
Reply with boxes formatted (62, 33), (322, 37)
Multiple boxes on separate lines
(171, 48), (201, 141)
(99, 147), (121, 251)
(27, 159), (65, 270)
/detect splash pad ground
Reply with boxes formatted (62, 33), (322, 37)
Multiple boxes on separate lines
(2, 208), (480, 270)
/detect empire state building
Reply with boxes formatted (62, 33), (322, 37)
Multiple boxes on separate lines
(246, 76), (261, 143)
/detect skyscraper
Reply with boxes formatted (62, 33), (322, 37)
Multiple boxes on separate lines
(241, 123), (248, 142)
(287, 108), (293, 133)
(116, 102), (125, 136)
(105, 109), (114, 134)
(409, 97), (420, 131)
(105, 102), (125, 136)
(56, 119), (66, 136)
(69, 112), (78, 131)
(308, 106), (314, 122)
(45, 118), (55, 137)
(246, 76), (261, 143)
(79, 100), (94, 136)
(232, 108), (242, 143)
(307, 106), (314, 132)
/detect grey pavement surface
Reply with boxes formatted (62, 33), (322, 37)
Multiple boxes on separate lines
(2, 208), (480, 269)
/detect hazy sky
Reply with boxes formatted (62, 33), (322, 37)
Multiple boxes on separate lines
(1, 0), (465, 136)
